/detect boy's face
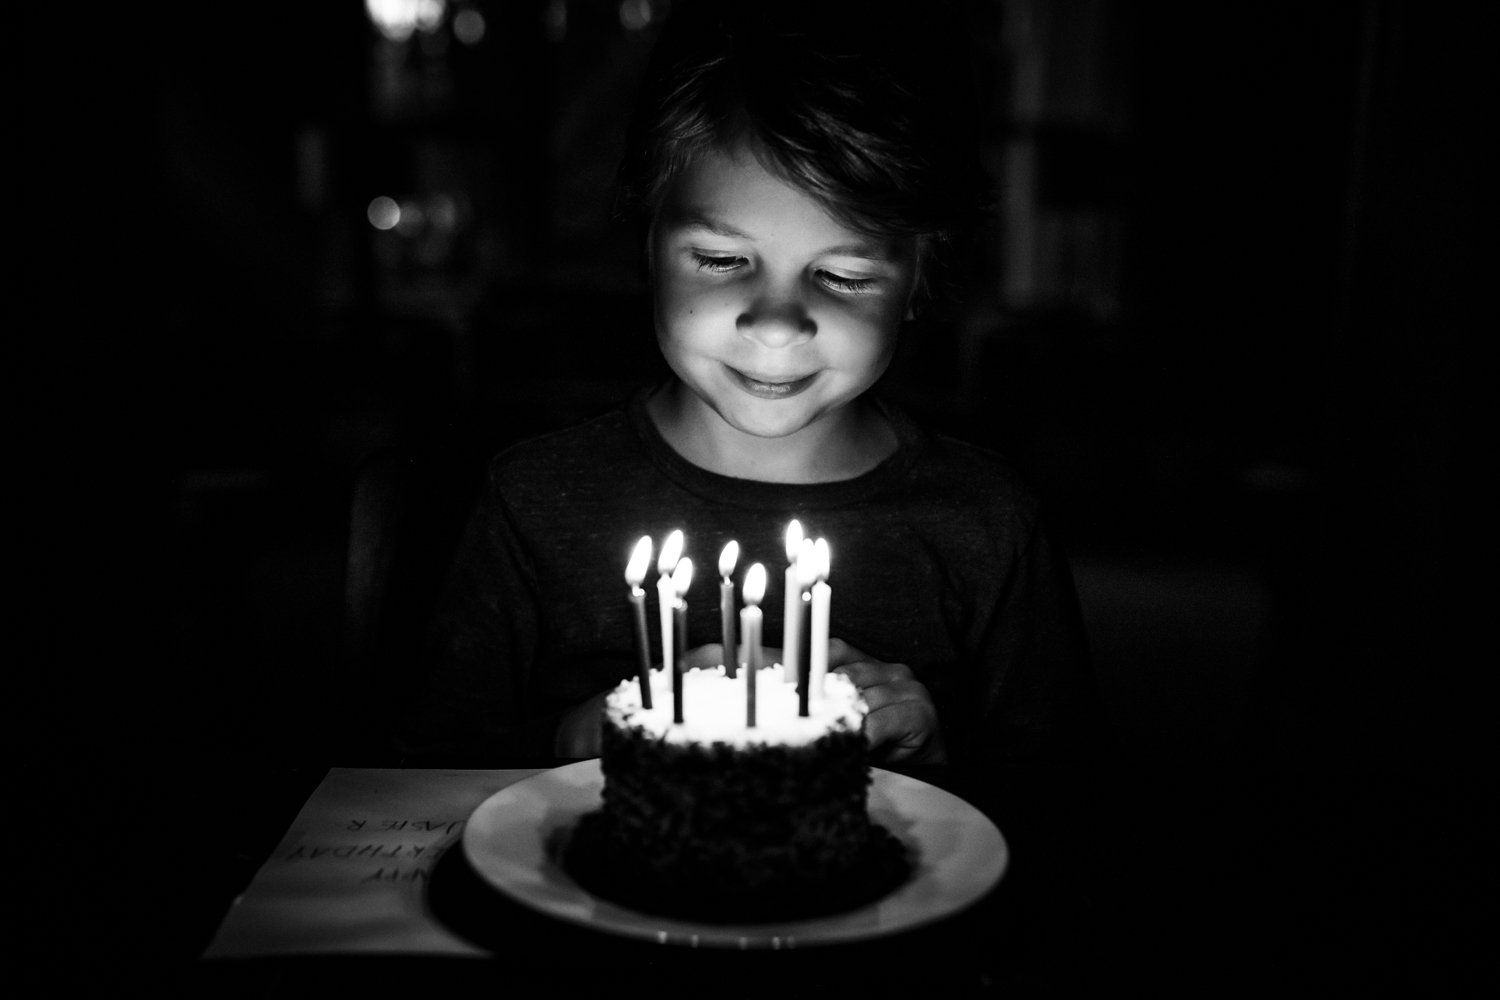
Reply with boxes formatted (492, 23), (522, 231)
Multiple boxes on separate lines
(650, 142), (919, 447)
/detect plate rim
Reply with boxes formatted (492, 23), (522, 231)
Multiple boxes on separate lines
(459, 759), (1008, 949)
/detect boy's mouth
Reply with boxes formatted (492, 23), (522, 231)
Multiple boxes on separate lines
(728, 367), (816, 399)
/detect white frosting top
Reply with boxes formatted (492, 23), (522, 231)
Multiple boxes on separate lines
(606, 663), (865, 748)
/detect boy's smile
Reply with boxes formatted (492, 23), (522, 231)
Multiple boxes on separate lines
(729, 369), (815, 399)
(647, 141), (920, 482)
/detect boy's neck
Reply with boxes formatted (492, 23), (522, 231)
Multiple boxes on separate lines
(646, 382), (897, 484)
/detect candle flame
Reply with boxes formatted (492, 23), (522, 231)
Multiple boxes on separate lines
(813, 537), (830, 582)
(625, 535), (652, 588)
(743, 562), (767, 605)
(718, 539), (740, 579)
(657, 528), (684, 575)
(784, 519), (803, 562)
(796, 537), (818, 589)
(672, 556), (695, 598)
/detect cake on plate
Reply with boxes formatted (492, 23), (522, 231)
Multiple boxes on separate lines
(548, 663), (912, 923)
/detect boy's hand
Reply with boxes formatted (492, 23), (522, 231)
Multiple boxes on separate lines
(829, 639), (948, 766)
(554, 690), (609, 758)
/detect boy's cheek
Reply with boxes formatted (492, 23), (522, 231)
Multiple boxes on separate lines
(659, 288), (739, 333)
(837, 295), (908, 333)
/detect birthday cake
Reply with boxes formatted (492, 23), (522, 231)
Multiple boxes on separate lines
(549, 664), (912, 923)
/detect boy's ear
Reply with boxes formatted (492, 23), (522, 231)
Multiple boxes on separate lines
(904, 235), (929, 322)
(903, 278), (923, 321)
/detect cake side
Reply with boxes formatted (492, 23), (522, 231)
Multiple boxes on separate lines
(600, 713), (873, 852)
(549, 664), (912, 923)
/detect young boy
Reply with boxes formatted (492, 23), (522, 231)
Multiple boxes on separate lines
(397, 2), (1103, 795)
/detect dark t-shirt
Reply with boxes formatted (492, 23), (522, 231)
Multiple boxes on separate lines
(398, 390), (1104, 795)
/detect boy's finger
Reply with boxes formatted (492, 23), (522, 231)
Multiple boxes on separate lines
(835, 659), (915, 688)
(826, 637), (868, 666)
(835, 660), (883, 688)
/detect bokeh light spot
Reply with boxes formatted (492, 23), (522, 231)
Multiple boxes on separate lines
(453, 8), (485, 45)
(619, 0), (654, 32)
(542, 0), (567, 43)
(367, 196), (401, 231)
(395, 200), (426, 236)
(366, 0), (447, 42)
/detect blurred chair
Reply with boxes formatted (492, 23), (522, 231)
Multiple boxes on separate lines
(338, 444), (484, 762)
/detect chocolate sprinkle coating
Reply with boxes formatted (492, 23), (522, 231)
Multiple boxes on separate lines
(547, 718), (914, 923)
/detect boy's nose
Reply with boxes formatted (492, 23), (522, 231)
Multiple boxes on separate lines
(735, 295), (816, 348)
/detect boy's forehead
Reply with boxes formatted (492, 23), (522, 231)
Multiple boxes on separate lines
(656, 148), (908, 260)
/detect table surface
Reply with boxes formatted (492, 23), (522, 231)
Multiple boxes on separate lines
(204, 767), (545, 960)
(177, 763), (1071, 996)
(41, 748), (1446, 997)
(32, 728), (1472, 995)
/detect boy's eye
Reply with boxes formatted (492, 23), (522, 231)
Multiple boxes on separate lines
(817, 270), (876, 294)
(691, 253), (746, 273)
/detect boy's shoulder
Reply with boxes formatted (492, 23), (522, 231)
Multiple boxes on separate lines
(921, 431), (1040, 518)
(886, 402), (1039, 514)
(487, 403), (640, 490)
(886, 423), (1050, 562)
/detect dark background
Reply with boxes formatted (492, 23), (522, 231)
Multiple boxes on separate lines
(26, 0), (1487, 993)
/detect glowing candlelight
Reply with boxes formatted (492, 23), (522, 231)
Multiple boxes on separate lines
(625, 535), (654, 710)
(741, 563), (766, 728)
(809, 537), (831, 702)
(781, 520), (803, 684)
(671, 556), (695, 725)
(656, 529), (683, 679)
(796, 536), (817, 717)
(718, 540), (739, 678)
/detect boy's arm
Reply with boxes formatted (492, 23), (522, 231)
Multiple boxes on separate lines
(964, 519), (1106, 774)
(963, 517), (1110, 964)
(392, 478), (549, 765)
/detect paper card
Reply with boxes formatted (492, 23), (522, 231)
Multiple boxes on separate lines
(203, 767), (545, 958)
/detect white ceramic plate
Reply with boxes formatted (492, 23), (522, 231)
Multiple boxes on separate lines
(460, 759), (1007, 949)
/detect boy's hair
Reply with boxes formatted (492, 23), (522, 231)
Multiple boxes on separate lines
(616, 0), (991, 320)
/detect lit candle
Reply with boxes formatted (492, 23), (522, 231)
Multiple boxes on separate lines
(796, 536), (816, 717)
(625, 535), (654, 710)
(656, 529), (684, 680)
(781, 520), (803, 684)
(671, 556), (695, 725)
(809, 537), (831, 702)
(718, 540), (739, 678)
(741, 563), (766, 728)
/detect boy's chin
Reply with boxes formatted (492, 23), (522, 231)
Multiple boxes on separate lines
(713, 400), (833, 441)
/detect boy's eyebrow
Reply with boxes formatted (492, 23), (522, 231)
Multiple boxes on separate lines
(672, 213), (752, 240)
(671, 211), (898, 261)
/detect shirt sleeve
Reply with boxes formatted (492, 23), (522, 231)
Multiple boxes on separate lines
(967, 517), (1106, 771)
(946, 512), (1112, 905)
(392, 466), (559, 764)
